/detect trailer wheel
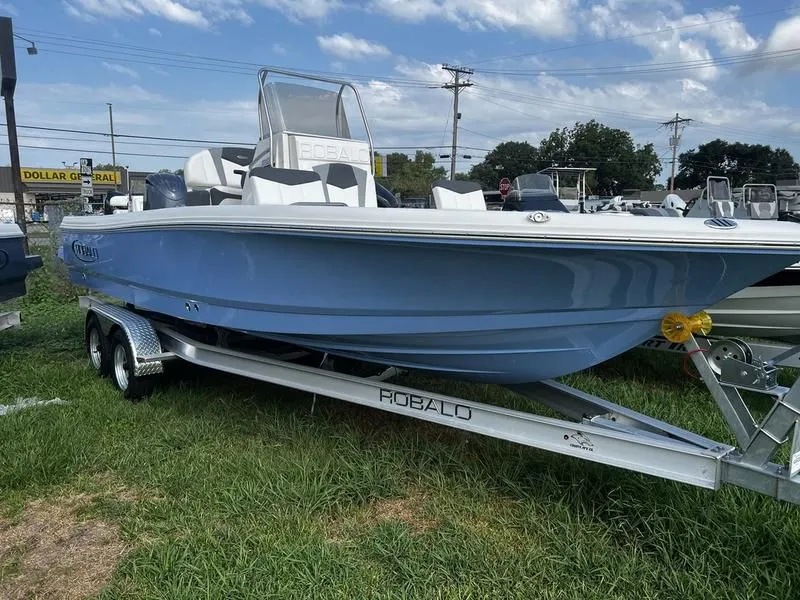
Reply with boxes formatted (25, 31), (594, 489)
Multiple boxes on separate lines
(109, 329), (156, 401)
(85, 314), (111, 377)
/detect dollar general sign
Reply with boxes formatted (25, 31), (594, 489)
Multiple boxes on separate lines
(20, 168), (120, 185)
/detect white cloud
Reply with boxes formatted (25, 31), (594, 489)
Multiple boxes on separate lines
(258, 0), (341, 20)
(688, 8), (758, 55)
(583, 2), (760, 81)
(102, 62), (140, 79)
(372, 0), (579, 38)
(67, 0), (209, 28)
(317, 33), (391, 60)
(0, 2), (17, 15)
(194, 0), (253, 25)
(14, 81), (256, 171)
(148, 27), (162, 36)
(742, 15), (800, 74)
(271, 43), (287, 55)
(62, 1), (97, 22)
(63, 0), (352, 27)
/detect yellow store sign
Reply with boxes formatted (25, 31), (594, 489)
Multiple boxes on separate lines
(21, 168), (121, 185)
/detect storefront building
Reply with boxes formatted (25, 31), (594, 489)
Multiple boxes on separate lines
(0, 166), (127, 221)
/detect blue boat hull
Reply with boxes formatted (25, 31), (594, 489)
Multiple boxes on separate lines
(0, 229), (43, 305)
(61, 227), (798, 383)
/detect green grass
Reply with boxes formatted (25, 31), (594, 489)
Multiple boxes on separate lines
(1, 258), (800, 599)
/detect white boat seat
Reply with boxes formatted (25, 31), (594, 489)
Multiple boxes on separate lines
(710, 200), (735, 218)
(431, 180), (487, 210)
(242, 166), (328, 206)
(184, 147), (254, 190)
(312, 163), (378, 208)
(747, 201), (777, 220)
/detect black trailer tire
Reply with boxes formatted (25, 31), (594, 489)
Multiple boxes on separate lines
(109, 328), (156, 401)
(85, 314), (111, 377)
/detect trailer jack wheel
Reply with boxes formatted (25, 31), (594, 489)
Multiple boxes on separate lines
(85, 314), (111, 377)
(109, 329), (156, 401)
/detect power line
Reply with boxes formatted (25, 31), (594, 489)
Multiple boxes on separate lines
(19, 135), (780, 172)
(459, 126), (504, 141)
(439, 102), (453, 149)
(470, 86), (663, 124)
(2, 123), (494, 155)
(18, 32), (799, 150)
(473, 47), (800, 78)
(0, 123), (252, 146)
(469, 6), (794, 65)
(468, 86), (800, 147)
(12, 144), (187, 160)
(1, 132), (212, 148)
(16, 29), (439, 88)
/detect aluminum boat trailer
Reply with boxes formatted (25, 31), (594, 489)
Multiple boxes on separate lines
(79, 296), (800, 505)
(640, 335), (800, 369)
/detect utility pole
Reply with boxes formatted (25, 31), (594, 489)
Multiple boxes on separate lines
(442, 64), (473, 180)
(0, 17), (27, 248)
(107, 102), (118, 189)
(660, 112), (693, 191)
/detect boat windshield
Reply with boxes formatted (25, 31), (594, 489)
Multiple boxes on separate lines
(259, 81), (352, 139)
(513, 173), (556, 194)
(707, 178), (732, 201)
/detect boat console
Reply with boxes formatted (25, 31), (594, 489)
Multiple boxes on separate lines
(739, 183), (779, 220)
(501, 173), (569, 213)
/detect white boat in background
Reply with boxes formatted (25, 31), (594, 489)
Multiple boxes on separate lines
(536, 166), (597, 212)
(667, 180), (800, 343)
(705, 262), (800, 343)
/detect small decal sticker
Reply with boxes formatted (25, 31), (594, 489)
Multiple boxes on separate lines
(565, 431), (595, 452)
(72, 240), (99, 263)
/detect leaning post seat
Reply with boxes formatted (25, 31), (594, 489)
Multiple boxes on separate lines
(709, 200), (735, 218)
(183, 146), (255, 205)
(747, 201), (778, 220)
(313, 163), (378, 208)
(241, 167), (329, 205)
(431, 180), (487, 210)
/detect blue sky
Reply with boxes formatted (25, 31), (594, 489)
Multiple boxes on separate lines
(2, 0), (800, 185)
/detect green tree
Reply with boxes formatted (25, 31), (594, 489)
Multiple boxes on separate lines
(467, 122), (661, 195)
(378, 151), (446, 197)
(537, 128), (571, 167)
(543, 120), (661, 195)
(158, 168), (185, 176)
(468, 141), (539, 190)
(675, 139), (799, 188)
